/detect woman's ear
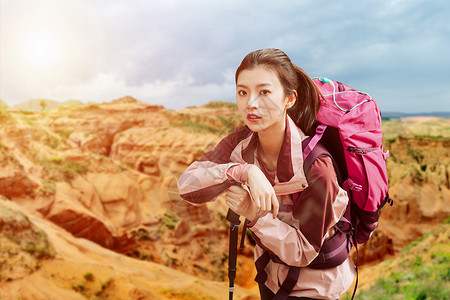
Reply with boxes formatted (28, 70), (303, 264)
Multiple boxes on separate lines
(286, 90), (297, 109)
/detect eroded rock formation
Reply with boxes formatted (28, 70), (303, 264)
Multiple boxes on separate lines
(0, 99), (448, 298)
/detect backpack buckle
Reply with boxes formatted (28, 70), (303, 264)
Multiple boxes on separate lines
(316, 124), (327, 134)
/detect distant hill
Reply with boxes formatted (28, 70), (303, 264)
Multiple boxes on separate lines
(11, 99), (84, 112)
(382, 112), (450, 118)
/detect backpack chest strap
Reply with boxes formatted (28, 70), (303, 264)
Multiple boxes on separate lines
(255, 251), (301, 300)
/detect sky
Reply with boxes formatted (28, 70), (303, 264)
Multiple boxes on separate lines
(0, 0), (449, 113)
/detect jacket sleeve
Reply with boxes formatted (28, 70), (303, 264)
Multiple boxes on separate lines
(248, 155), (349, 267)
(177, 126), (251, 205)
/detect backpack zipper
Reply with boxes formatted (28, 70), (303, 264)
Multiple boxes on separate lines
(347, 146), (378, 154)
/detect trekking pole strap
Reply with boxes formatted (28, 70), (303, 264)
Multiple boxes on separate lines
(239, 221), (248, 249)
(351, 232), (359, 300)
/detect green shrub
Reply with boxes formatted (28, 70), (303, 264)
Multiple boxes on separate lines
(171, 117), (220, 133)
(407, 149), (424, 163)
(0, 104), (10, 122)
(414, 134), (444, 139)
(217, 116), (236, 134)
(38, 180), (56, 195)
(0, 143), (20, 165)
(202, 101), (237, 110)
(385, 137), (397, 144)
(43, 133), (61, 149)
(159, 211), (179, 228)
(352, 227), (450, 300)
(56, 129), (73, 138)
(72, 283), (85, 293)
(154, 211), (180, 238)
(97, 278), (113, 295)
(410, 255), (424, 268)
(41, 157), (88, 181)
(83, 272), (94, 281)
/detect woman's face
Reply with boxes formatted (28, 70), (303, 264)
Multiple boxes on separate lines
(236, 66), (294, 133)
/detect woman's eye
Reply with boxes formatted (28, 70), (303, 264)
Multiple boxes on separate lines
(238, 90), (247, 96)
(260, 90), (270, 95)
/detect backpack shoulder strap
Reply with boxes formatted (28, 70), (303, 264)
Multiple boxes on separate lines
(302, 124), (327, 162)
(302, 131), (351, 264)
(302, 135), (341, 183)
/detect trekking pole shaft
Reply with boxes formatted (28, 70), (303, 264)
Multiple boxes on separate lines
(229, 285), (234, 300)
(226, 209), (241, 300)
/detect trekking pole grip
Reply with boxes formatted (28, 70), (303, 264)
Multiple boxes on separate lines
(226, 208), (241, 225)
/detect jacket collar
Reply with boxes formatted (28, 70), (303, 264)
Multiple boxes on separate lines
(231, 115), (309, 195)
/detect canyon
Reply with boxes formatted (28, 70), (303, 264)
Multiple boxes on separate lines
(0, 98), (448, 299)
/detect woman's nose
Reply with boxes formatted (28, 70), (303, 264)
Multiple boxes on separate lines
(248, 95), (259, 110)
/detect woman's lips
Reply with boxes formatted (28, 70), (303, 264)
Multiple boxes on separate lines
(246, 113), (261, 122)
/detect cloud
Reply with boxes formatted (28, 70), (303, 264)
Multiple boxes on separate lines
(1, 0), (449, 113)
(45, 69), (235, 109)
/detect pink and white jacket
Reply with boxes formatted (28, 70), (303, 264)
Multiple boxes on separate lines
(177, 116), (355, 299)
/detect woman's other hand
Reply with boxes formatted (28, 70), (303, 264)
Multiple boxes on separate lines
(226, 184), (257, 221)
(247, 165), (279, 219)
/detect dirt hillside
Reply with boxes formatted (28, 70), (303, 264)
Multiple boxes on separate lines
(0, 198), (258, 300)
(0, 99), (448, 299)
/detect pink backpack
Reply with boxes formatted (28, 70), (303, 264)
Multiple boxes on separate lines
(300, 77), (393, 299)
(304, 77), (393, 245)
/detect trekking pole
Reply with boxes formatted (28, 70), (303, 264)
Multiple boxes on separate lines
(226, 208), (241, 300)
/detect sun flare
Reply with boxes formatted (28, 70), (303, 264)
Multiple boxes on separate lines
(19, 32), (64, 71)
(0, 0), (104, 104)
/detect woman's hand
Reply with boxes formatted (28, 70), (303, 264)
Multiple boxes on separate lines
(226, 165), (279, 221)
(226, 184), (257, 221)
(247, 165), (279, 219)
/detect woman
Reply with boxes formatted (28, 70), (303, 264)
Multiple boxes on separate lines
(177, 48), (355, 300)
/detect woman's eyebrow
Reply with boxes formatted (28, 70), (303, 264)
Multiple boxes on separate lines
(236, 83), (272, 88)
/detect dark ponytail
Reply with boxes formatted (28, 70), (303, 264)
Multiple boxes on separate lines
(236, 48), (323, 136)
(287, 64), (323, 136)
